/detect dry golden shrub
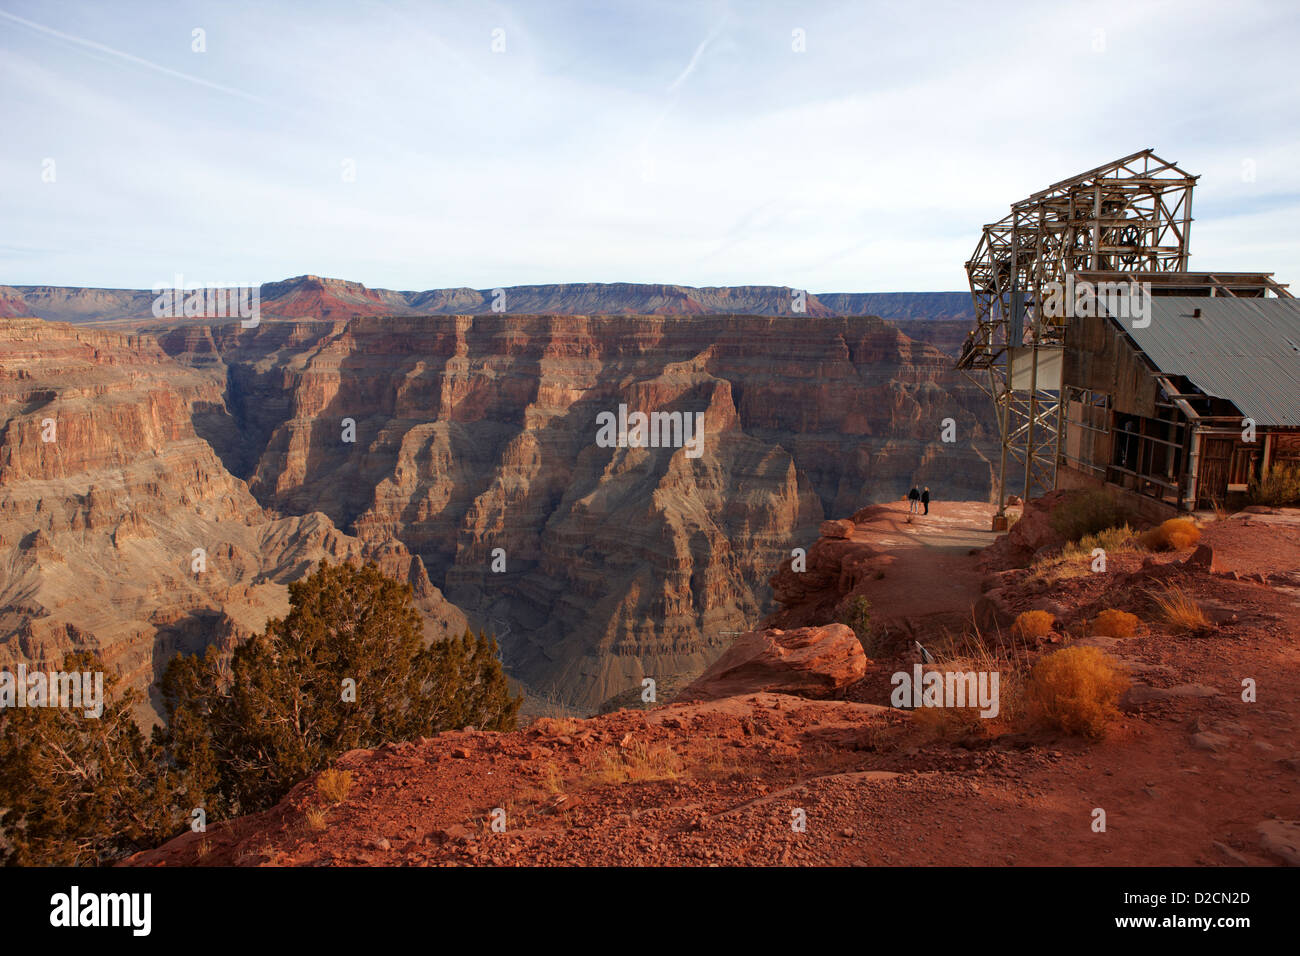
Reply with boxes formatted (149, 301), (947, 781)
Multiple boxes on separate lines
(1025, 646), (1129, 739)
(304, 806), (328, 832)
(1150, 585), (1211, 634)
(1011, 610), (1056, 640)
(910, 701), (986, 740)
(1138, 518), (1201, 551)
(588, 741), (681, 785)
(1091, 609), (1141, 638)
(316, 768), (353, 805)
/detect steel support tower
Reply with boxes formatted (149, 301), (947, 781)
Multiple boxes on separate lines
(956, 149), (1197, 526)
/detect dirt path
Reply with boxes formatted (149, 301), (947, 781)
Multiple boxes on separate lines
(846, 500), (998, 623)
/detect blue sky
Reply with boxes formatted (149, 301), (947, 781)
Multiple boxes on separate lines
(2, 0), (1298, 292)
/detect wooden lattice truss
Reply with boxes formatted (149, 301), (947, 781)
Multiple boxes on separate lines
(956, 149), (1198, 514)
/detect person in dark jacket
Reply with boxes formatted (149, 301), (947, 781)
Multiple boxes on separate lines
(907, 486), (920, 514)
(921, 487), (931, 515)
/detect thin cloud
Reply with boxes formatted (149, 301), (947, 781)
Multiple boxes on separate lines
(0, 9), (267, 104)
(667, 18), (725, 93)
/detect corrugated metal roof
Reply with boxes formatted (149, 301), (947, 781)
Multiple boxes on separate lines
(1107, 296), (1300, 427)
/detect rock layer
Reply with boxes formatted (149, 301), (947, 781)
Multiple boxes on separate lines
(153, 312), (996, 709)
(0, 319), (466, 719)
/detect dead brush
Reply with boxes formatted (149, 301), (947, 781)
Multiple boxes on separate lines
(691, 738), (735, 776)
(538, 760), (565, 795)
(1089, 608), (1142, 638)
(587, 740), (682, 786)
(1011, 610), (1055, 640)
(1025, 645), (1129, 739)
(1069, 525), (1138, 557)
(1028, 551), (1091, 586)
(1030, 525), (1138, 585)
(1149, 584), (1211, 634)
(1138, 517), (1201, 552)
(304, 806), (328, 833)
(910, 701), (987, 741)
(906, 620), (1030, 740)
(316, 768), (353, 805)
(533, 716), (582, 737)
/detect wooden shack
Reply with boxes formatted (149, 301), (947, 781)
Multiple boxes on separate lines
(1058, 275), (1300, 514)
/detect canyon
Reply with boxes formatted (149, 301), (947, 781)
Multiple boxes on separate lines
(0, 319), (466, 720)
(0, 282), (996, 713)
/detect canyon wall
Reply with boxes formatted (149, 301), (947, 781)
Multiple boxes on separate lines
(0, 319), (466, 720)
(155, 313), (996, 709)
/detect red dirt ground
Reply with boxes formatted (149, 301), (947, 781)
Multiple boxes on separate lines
(125, 507), (1300, 867)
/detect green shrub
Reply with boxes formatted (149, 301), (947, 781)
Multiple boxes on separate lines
(837, 594), (876, 654)
(159, 562), (522, 819)
(0, 653), (179, 865)
(1050, 489), (1132, 542)
(1, 563), (523, 865)
(838, 594), (871, 637)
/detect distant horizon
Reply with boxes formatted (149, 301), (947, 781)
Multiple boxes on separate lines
(2, 274), (972, 295)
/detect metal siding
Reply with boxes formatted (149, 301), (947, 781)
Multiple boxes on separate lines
(1110, 297), (1300, 427)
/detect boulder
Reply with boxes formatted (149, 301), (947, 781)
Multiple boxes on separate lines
(974, 586), (1016, 631)
(768, 536), (885, 627)
(820, 519), (855, 540)
(978, 490), (1071, 569)
(1191, 731), (1231, 753)
(678, 625), (867, 702)
(1182, 544), (1217, 573)
(1257, 821), (1300, 866)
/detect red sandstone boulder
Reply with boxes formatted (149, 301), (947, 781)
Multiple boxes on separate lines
(678, 624), (867, 702)
(974, 586), (1017, 631)
(820, 519), (855, 540)
(1183, 544), (1217, 573)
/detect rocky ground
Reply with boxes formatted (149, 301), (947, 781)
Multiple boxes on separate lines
(126, 499), (1300, 867)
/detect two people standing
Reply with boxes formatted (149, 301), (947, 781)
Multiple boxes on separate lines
(907, 486), (931, 515)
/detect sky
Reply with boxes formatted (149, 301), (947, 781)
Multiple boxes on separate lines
(1, 0), (1298, 293)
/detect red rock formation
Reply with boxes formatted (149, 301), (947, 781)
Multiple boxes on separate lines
(676, 624), (867, 701)
(767, 530), (892, 628)
(977, 490), (1070, 570)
